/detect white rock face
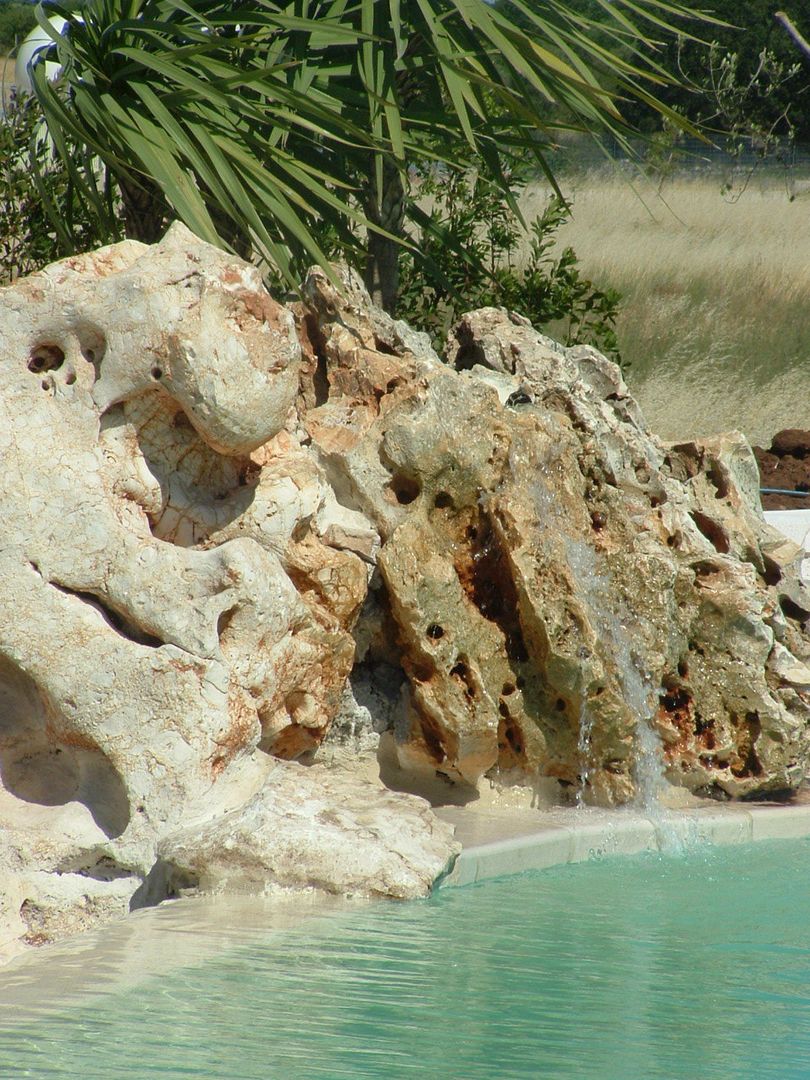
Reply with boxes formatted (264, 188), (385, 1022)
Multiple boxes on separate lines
(150, 762), (456, 902)
(2, 227), (809, 958)
(0, 225), (455, 959)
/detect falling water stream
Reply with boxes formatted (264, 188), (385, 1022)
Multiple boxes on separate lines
(531, 465), (684, 843)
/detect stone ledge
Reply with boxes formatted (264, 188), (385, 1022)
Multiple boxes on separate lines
(436, 801), (810, 887)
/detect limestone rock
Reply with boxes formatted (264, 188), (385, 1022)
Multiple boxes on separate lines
(302, 292), (810, 805)
(2, 227), (810, 958)
(0, 228), (452, 958)
(147, 761), (458, 902)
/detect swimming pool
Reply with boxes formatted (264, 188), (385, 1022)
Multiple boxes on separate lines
(3, 838), (810, 1079)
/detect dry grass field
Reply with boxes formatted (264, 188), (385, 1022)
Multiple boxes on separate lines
(518, 173), (810, 446)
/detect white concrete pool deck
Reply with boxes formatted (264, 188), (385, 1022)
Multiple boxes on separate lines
(435, 794), (810, 887)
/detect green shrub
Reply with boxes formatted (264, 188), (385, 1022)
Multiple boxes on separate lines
(396, 169), (622, 365)
(0, 93), (119, 285)
(0, 3), (37, 55)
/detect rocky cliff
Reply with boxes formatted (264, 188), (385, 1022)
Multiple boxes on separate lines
(1, 224), (807, 955)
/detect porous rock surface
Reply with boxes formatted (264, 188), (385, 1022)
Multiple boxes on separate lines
(0, 224), (453, 958)
(1, 224), (809, 956)
(303, 281), (810, 806)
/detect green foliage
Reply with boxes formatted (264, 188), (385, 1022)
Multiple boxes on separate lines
(701, 43), (802, 198)
(0, 2), (36, 55)
(397, 169), (621, 363)
(0, 92), (118, 285)
(640, 39), (805, 196)
(30, 0), (713, 296)
(619, 0), (810, 142)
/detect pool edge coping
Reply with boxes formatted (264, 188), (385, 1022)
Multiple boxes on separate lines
(435, 802), (810, 887)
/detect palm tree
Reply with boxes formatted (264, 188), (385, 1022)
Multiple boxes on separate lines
(31, 0), (713, 308)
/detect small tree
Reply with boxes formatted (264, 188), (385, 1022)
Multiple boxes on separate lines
(397, 169), (622, 363)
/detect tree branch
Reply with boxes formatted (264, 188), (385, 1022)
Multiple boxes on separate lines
(775, 11), (810, 61)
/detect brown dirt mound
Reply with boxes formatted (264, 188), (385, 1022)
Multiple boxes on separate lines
(754, 429), (810, 510)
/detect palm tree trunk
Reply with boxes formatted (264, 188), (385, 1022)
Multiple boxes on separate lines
(119, 176), (169, 244)
(363, 159), (405, 313)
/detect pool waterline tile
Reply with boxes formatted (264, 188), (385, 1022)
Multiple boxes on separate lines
(435, 800), (810, 887)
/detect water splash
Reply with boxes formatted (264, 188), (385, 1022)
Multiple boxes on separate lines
(532, 470), (675, 823)
(574, 557), (696, 850)
(575, 698), (594, 810)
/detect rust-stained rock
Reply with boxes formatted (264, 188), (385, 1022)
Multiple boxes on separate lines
(301, 290), (810, 806)
(2, 232), (810, 960)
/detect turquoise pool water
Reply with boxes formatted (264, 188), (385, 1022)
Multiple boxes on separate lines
(3, 839), (810, 1079)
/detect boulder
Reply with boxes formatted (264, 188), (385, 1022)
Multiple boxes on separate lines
(146, 761), (457, 903)
(301, 291), (810, 804)
(0, 226), (449, 959)
(1, 228), (808, 957)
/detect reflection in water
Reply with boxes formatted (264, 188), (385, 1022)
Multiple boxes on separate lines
(3, 840), (810, 1080)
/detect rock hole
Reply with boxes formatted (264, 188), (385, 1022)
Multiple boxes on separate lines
(65, 371), (76, 386)
(453, 341), (486, 371)
(677, 659), (689, 678)
(434, 491), (453, 510)
(506, 390), (532, 407)
(217, 606), (237, 642)
(555, 698), (567, 712)
(391, 475), (421, 505)
(28, 343), (65, 373)
(497, 713), (525, 764)
(450, 659), (476, 699)
(71, 855), (135, 882)
(313, 351), (330, 407)
(741, 786), (794, 803)
(426, 623), (444, 640)
(453, 510), (529, 666)
(417, 711), (447, 764)
(150, 366), (163, 380)
(660, 686), (691, 715)
(690, 511), (730, 554)
(411, 660), (435, 683)
(729, 711), (763, 778)
(373, 337), (398, 357)
(707, 461), (730, 500)
(692, 559), (725, 578)
(761, 555), (782, 587)
(0, 654), (130, 838)
(129, 857), (199, 911)
(79, 330), (106, 375)
(50, 582), (162, 649)
(780, 595), (810, 623)
(502, 682), (516, 696)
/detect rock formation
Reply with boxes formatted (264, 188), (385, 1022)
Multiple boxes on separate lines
(0, 223), (808, 956)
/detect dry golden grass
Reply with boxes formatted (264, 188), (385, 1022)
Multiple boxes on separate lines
(517, 173), (810, 445)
